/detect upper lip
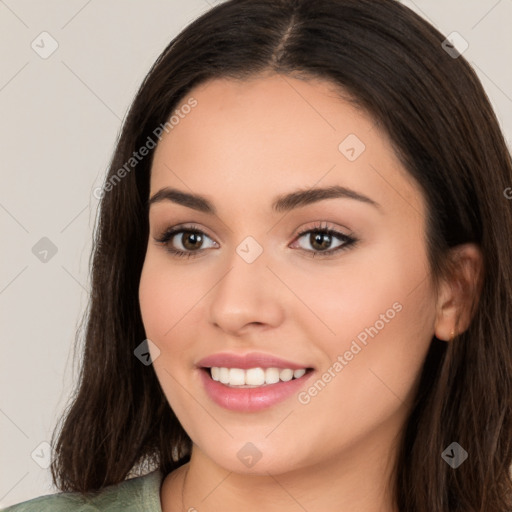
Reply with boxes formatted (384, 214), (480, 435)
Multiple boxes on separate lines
(196, 352), (313, 370)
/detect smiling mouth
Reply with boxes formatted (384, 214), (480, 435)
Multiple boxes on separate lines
(201, 366), (315, 388)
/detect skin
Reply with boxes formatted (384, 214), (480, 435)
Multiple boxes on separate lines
(138, 73), (483, 512)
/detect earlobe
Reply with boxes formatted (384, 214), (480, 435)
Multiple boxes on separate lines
(433, 243), (484, 342)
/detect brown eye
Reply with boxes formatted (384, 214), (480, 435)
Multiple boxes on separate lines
(291, 223), (358, 258)
(308, 231), (336, 251)
(179, 231), (204, 251)
(154, 224), (217, 258)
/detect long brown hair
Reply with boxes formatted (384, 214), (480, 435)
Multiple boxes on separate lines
(50, 1), (512, 509)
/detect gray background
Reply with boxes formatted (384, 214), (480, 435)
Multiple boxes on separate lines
(1, 0), (511, 506)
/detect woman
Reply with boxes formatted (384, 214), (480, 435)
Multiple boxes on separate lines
(4, 0), (512, 510)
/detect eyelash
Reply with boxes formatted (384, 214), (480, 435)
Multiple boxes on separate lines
(154, 221), (358, 259)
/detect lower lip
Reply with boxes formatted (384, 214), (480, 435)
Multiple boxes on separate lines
(198, 368), (314, 412)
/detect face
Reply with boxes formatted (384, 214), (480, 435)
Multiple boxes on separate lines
(139, 73), (438, 476)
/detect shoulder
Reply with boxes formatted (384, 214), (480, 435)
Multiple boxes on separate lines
(1, 470), (164, 512)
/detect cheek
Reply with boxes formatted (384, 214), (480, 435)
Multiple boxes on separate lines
(139, 263), (171, 339)
(304, 240), (437, 413)
(288, 239), (431, 342)
(138, 253), (198, 340)
(138, 256), (199, 418)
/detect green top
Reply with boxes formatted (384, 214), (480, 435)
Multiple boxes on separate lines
(1, 470), (164, 511)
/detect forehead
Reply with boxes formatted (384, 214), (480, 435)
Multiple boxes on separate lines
(149, 74), (424, 220)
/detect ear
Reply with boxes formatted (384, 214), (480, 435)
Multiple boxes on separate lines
(434, 243), (484, 342)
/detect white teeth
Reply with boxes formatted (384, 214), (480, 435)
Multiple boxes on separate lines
(219, 367), (230, 384)
(228, 368), (245, 386)
(279, 369), (293, 382)
(208, 367), (308, 387)
(265, 367), (280, 384)
(246, 368), (265, 386)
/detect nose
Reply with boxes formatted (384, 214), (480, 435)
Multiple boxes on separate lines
(208, 249), (286, 336)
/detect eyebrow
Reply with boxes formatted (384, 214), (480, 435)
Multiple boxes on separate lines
(147, 185), (381, 214)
